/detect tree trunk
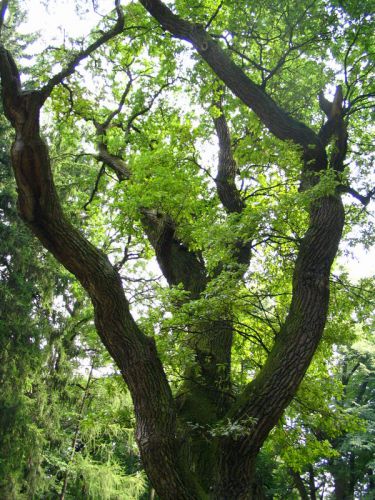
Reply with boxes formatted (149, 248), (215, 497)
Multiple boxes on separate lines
(0, 48), (202, 500)
(0, 1), (351, 496)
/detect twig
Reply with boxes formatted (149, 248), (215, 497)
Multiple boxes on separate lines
(83, 164), (106, 210)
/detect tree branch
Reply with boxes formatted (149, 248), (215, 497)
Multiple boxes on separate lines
(139, 0), (324, 167)
(40, 0), (125, 102)
(339, 185), (375, 206)
(213, 98), (245, 214)
(140, 209), (208, 297)
(205, 2), (223, 30)
(212, 97), (252, 266)
(0, 33), (201, 500)
(214, 192), (345, 493)
(83, 164), (106, 210)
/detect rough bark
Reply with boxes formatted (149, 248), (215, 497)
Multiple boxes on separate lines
(213, 99), (252, 265)
(137, 2), (346, 497)
(214, 193), (344, 497)
(93, 134), (233, 417)
(93, 104), (241, 422)
(0, 0), (352, 497)
(140, 209), (208, 297)
(0, 44), (202, 500)
(213, 101), (245, 215)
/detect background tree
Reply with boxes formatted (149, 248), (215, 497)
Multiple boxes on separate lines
(0, 0), (373, 498)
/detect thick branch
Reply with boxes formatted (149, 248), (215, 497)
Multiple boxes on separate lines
(213, 99), (252, 267)
(215, 194), (345, 495)
(318, 86), (348, 172)
(97, 146), (233, 440)
(97, 140), (130, 180)
(289, 469), (309, 500)
(339, 185), (375, 206)
(213, 101), (245, 214)
(140, 209), (207, 297)
(318, 86), (345, 146)
(139, 0), (324, 163)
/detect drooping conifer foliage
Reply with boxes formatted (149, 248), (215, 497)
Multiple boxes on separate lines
(0, 0), (373, 498)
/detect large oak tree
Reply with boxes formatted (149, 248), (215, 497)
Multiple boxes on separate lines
(0, 0), (373, 498)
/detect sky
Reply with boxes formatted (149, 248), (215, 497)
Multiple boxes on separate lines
(21, 0), (115, 41)
(17, 1), (375, 282)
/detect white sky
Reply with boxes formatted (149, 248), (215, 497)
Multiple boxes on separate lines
(18, 1), (375, 282)
(21, 0), (115, 41)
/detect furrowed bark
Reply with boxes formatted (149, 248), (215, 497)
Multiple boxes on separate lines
(214, 103), (244, 215)
(0, 46), (201, 500)
(213, 99), (252, 266)
(214, 89), (347, 496)
(139, 3), (347, 496)
(0, 0), (352, 495)
(214, 194), (344, 498)
(111, 167), (233, 413)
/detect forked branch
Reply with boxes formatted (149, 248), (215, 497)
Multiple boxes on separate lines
(139, 0), (324, 167)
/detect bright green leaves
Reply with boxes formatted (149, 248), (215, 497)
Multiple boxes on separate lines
(2, 0), (373, 495)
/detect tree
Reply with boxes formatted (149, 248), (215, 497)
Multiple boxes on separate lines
(0, 0), (373, 498)
(0, 13), (146, 495)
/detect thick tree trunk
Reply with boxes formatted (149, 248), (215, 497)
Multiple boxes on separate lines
(137, 4), (347, 498)
(0, 48), (202, 500)
(0, 1), (350, 496)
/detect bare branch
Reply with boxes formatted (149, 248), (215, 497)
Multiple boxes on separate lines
(339, 185), (375, 206)
(220, 38), (267, 73)
(343, 26), (361, 98)
(100, 71), (133, 129)
(83, 164), (106, 210)
(205, 1), (223, 30)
